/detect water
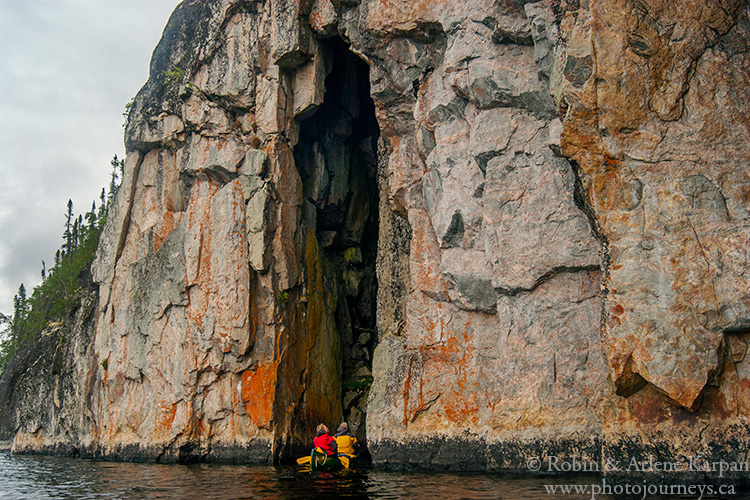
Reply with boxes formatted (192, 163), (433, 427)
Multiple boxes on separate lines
(0, 451), (747, 500)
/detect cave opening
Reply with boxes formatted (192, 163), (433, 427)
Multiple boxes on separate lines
(293, 37), (379, 454)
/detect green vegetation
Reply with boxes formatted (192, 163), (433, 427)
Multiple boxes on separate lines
(161, 66), (185, 87)
(342, 376), (373, 390)
(0, 155), (124, 373)
(122, 97), (135, 127)
(123, 97), (135, 115)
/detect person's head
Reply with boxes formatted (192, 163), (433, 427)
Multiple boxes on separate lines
(339, 422), (348, 430)
(316, 423), (328, 433)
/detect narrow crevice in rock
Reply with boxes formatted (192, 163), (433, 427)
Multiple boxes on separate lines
(569, 159), (610, 276)
(567, 158), (614, 395)
(113, 153), (145, 269)
(293, 37), (379, 458)
(376, 137), (411, 339)
(494, 264), (602, 297)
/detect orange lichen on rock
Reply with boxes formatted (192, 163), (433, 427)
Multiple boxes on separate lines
(408, 210), (447, 298)
(153, 210), (180, 254)
(242, 362), (278, 429)
(402, 314), (481, 428)
(152, 401), (178, 439)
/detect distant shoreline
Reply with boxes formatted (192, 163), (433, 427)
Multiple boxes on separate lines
(0, 441), (11, 451)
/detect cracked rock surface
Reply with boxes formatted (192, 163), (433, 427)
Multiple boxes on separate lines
(3, 0), (750, 475)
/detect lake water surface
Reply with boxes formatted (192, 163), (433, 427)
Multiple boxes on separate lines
(1, 451), (747, 499)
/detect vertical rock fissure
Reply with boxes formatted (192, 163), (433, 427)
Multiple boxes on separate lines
(293, 38), (379, 455)
(569, 160), (612, 363)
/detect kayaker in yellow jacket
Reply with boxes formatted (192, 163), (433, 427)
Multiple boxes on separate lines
(333, 422), (357, 457)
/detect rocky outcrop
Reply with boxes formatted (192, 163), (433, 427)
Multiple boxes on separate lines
(3, 0), (750, 480)
(0, 276), (98, 456)
(364, 0), (607, 470)
(560, 0), (750, 474)
(87, 0), (379, 462)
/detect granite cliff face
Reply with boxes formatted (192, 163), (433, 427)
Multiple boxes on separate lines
(4, 0), (750, 476)
(561, 0), (750, 473)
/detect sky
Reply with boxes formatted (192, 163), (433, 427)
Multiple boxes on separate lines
(0, 0), (181, 315)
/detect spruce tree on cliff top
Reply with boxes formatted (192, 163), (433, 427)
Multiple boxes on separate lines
(0, 155), (123, 372)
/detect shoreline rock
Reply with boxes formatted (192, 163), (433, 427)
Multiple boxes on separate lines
(0, 0), (748, 485)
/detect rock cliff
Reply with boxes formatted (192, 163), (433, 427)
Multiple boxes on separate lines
(3, 0), (750, 479)
(0, 270), (98, 455)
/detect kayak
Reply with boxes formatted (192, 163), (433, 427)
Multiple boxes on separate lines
(296, 447), (351, 470)
(311, 448), (343, 470)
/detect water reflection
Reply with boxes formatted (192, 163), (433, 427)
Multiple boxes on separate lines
(2, 451), (747, 500)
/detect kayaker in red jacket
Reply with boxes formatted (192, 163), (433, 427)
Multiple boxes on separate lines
(313, 423), (338, 456)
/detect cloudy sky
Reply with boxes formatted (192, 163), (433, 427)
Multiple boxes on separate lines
(0, 0), (181, 314)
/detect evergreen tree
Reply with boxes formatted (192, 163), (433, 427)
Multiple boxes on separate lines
(109, 155), (123, 202)
(63, 199), (74, 260)
(98, 188), (107, 222)
(77, 214), (83, 246)
(0, 311), (13, 364)
(86, 201), (97, 233)
(72, 217), (80, 254)
(0, 153), (126, 373)
(11, 284), (28, 343)
(0, 312), (10, 339)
